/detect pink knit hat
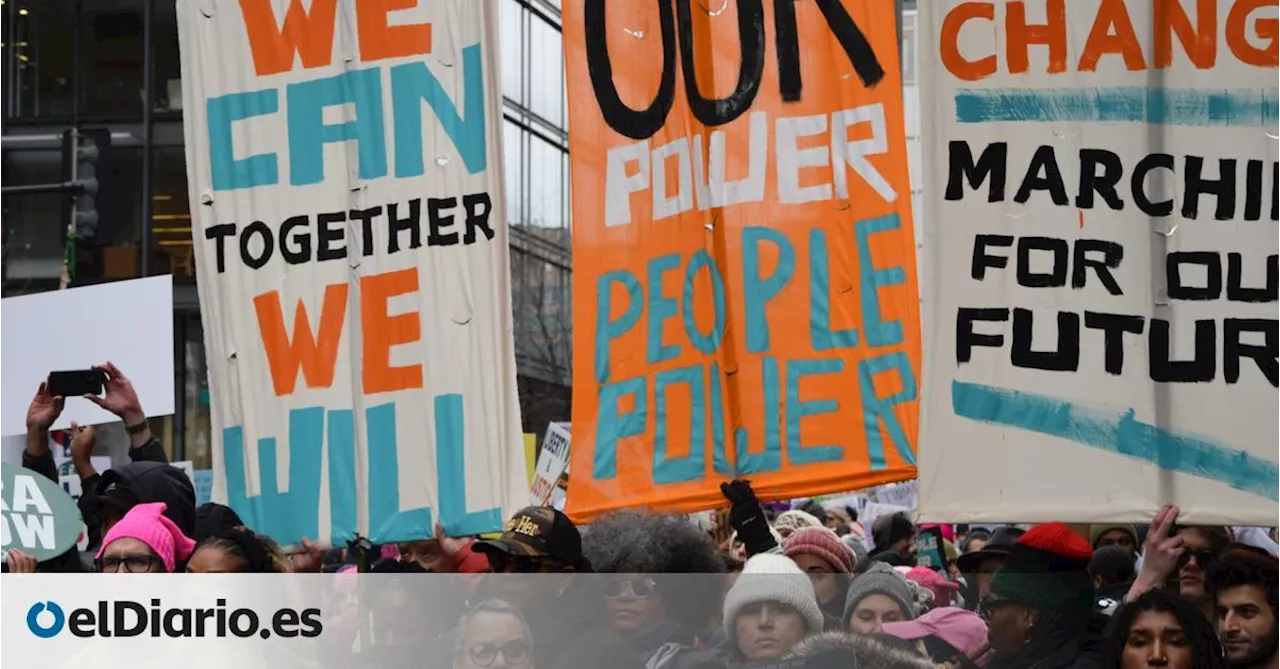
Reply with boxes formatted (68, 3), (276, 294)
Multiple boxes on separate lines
(906, 565), (961, 608)
(783, 526), (853, 573)
(96, 502), (196, 572)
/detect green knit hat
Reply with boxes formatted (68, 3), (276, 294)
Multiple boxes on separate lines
(1089, 524), (1137, 549)
(989, 522), (1095, 613)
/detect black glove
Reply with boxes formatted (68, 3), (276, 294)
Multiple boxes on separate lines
(721, 479), (777, 557)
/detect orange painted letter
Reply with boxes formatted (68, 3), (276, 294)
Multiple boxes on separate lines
(1079, 0), (1148, 72)
(356, 0), (433, 63)
(1006, 0), (1067, 75)
(1155, 0), (1217, 69)
(361, 268), (423, 395)
(239, 0), (339, 77)
(941, 3), (997, 81)
(255, 284), (350, 396)
(1227, 0), (1279, 67)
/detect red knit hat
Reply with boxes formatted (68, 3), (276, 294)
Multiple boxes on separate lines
(783, 527), (853, 574)
(1017, 522), (1093, 563)
(989, 522), (1094, 613)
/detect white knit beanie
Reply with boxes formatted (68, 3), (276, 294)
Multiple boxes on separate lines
(774, 510), (823, 534)
(722, 554), (825, 646)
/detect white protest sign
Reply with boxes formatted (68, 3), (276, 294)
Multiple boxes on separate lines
(530, 422), (571, 506)
(177, 0), (524, 546)
(54, 455), (113, 479)
(0, 277), (175, 437)
(860, 501), (910, 551)
(918, 0), (1278, 525)
(872, 481), (918, 509)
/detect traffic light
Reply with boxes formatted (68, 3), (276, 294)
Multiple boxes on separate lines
(60, 128), (112, 242)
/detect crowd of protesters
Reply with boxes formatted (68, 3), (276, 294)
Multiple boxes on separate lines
(6, 365), (1279, 669)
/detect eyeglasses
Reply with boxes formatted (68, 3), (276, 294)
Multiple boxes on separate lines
(1177, 549), (1216, 570)
(602, 577), (658, 599)
(96, 555), (161, 573)
(979, 597), (1016, 622)
(486, 553), (562, 574)
(467, 641), (531, 667)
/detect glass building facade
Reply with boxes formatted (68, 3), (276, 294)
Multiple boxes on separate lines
(1, 0), (573, 466)
(2, 0), (916, 466)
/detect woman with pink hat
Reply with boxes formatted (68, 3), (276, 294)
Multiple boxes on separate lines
(883, 607), (989, 668)
(95, 502), (196, 573)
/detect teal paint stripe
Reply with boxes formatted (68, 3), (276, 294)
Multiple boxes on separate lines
(951, 380), (1279, 501)
(955, 87), (1279, 128)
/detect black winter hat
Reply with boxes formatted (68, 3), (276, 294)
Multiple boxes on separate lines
(872, 512), (916, 551)
(194, 503), (244, 542)
(93, 462), (197, 537)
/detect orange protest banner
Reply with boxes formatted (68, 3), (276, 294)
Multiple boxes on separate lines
(564, 0), (920, 521)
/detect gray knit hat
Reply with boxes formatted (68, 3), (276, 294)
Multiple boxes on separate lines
(841, 534), (869, 565)
(723, 554), (825, 646)
(842, 562), (916, 628)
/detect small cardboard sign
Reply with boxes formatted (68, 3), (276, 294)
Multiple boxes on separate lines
(914, 525), (947, 570)
(530, 423), (571, 506)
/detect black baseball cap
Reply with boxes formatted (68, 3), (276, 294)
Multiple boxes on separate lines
(473, 506), (583, 567)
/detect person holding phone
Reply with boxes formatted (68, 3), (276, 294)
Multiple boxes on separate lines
(22, 361), (196, 571)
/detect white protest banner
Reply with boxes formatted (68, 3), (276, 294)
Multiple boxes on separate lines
(177, 0), (524, 546)
(530, 422), (570, 506)
(918, 0), (1278, 524)
(859, 501), (910, 550)
(2, 463), (83, 561)
(0, 277), (174, 437)
(872, 480), (918, 509)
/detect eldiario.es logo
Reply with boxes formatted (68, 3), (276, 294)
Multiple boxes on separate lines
(26, 599), (322, 639)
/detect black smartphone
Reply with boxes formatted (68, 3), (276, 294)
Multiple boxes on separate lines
(47, 369), (106, 397)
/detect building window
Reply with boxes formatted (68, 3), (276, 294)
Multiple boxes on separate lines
(2, 144), (144, 293)
(502, 0), (571, 394)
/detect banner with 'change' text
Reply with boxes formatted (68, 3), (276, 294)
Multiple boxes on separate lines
(178, 0), (524, 545)
(565, 0), (921, 519)
(918, 0), (1279, 524)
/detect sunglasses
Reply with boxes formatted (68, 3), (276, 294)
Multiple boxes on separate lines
(96, 555), (162, 573)
(979, 597), (1016, 622)
(1177, 549), (1216, 570)
(467, 641), (531, 667)
(602, 577), (658, 599)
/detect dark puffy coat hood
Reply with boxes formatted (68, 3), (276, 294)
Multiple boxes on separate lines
(95, 461), (197, 537)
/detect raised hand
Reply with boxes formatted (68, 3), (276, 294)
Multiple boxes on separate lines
(26, 382), (65, 432)
(1126, 505), (1183, 601)
(84, 361), (145, 424)
(288, 538), (325, 573)
(6, 549), (39, 574)
(70, 422), (97, 462)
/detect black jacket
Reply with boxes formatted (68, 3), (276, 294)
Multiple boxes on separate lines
(529, 583), (647, 669)
(21, 436), (180, 572)
(75, 438), (195, 549)
(989, 631), (1104, 669)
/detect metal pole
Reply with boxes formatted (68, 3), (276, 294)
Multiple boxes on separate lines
(5, 0), (17, 118)
(895, 0), (904, 71)
(140, 0), (155, 277)
(173, 314), (187, 461)
(0, 182), (85, 196)
(73, 0), (83, 127)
